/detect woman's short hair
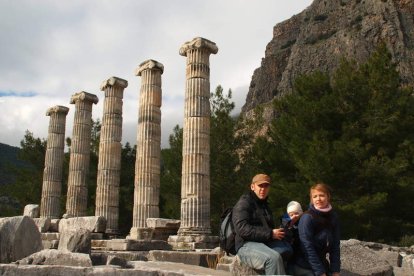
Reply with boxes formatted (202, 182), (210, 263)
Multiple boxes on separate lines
(309, 183), (332, 203)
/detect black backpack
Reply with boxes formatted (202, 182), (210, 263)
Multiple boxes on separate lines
(219, 207), (236, 255)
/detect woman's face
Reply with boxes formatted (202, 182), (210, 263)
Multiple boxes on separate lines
(311, 189), (329, 209)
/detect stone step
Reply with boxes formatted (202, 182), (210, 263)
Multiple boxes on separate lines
(106, 239), (172, 251)
(148, 249), (221, 269)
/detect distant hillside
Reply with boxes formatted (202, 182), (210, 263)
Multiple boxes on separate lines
(0, 142), (23, 185)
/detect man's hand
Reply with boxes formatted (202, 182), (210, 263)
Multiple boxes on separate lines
(272, 228), (285, 240)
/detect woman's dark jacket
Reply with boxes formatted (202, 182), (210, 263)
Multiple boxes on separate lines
(232, 191), (275, 252)
(296, 204), (341, 275)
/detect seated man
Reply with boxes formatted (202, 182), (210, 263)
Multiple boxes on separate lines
(232, 173), (287, 275)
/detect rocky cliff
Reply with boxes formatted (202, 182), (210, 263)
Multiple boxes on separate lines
(241, 0), (414, 119)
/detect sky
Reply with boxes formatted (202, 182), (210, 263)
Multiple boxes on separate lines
(0, 0), (313, 149)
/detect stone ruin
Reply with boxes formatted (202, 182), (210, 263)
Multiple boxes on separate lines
(1, 36), (414, 275)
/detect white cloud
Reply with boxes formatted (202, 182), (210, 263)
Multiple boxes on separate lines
(0, 0), (312, 148)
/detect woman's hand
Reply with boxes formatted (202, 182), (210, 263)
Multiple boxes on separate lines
(272, 228), (285, 240)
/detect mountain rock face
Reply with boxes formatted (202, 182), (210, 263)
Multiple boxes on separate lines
(241, 0), (414, 119)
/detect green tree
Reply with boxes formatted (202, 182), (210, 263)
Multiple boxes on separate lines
(210, 85), (244, 233)
(118, 142), (136, 234)
(253, 43), (414, 243)
(160, 125), (183, 219)
(1, 131), (46, 212)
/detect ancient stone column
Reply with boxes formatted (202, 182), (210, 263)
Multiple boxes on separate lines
(169, 37), (218, 249)
(95, 77), (128, 235)
(66, 91), (99, 217)
(40, 105), (69, 219)
(130, 59), (163, 239)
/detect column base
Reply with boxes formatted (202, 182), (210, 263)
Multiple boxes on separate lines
(129, 227), (154, 240)
(105, 228), (121, 239)
(168, 234), (219, 251)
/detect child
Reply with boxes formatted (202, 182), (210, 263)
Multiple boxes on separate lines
(287, 200), (303, 225)
(281, 201), (303, 273)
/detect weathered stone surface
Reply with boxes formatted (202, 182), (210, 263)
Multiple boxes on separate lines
(95, 77), (127, 235)
(129, 260), (231, 275)
(241, 0), (414, 131)
(216, 254), (262, 275)
(41, 232), (60, 241)
(393, 266), (414, 276)
(90, 250), (148, 265)
(23, 204), (39, 218)
(58, 228), (91, 254)
(401, 252), (414, 269)
(49, 218), (60, 232)
(168, 234), (219, 251)
(145, 219), (180, 242)
(0, 264), (90, 275)
(175, 37), (218, 248)
(129, 227), (154, 240)
(15, 249), (92, 267)
(0, 260), (231, 275)
(107, 239), (172, 251)
(41, 232), (60, 249)
(66, 91), (98, 217)
(106, 255), (130, 268)
(42, 239), (59, 250)
(146, 218), (180, 229)
(148, 250), (221, 269)
(0, 216), (42, 263)
(131, 59), (163, 233)
(32, 217), (51, 232)
(40, 105), (69, 219)
(340, 239), (393, 276)
(58, 216), (106, 233)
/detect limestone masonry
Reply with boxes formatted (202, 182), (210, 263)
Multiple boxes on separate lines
(40, 105), (69, 219)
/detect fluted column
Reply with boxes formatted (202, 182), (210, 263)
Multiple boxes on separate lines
(66, 91), (99, 217)
(178, 37), (218, 237)
(130, 59), (163, 239)
(40, 105), (69, 219)
(95, 77), (128, 235)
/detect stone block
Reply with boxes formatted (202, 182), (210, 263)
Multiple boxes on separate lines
(340, 240), (393, 276)
(216, 255), (263, 275)
(58, 228), (91, 254)
(42, 239), (59, 250)
(58, 216), (106, 233)
(146, 218), (180, 229)
(106, 255), (129, 268)
(129, 227), (153, 240)
(41, 232), (60, 241)
(15, 249), (92, 267)
(90, 232), (104, 240)
(49, 219), (60, 232)
(148, 250), (220, 269)
(401, 252), (414, 269)
(392, 266), (414, 276)
(33, 217), (51, 232)
(168, 235), (219, 251)
(23, 204), (39, 218)
(91, 239), (108, 250)
(107, 239), (172, 251)
(90, 251), (148, 266)
(0, 216), (43, 263)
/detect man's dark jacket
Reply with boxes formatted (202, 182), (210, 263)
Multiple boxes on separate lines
(232, 191), (275, 252)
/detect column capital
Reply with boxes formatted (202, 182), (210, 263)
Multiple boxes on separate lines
(100, 76), (128, 91)
(179, 37), (218, 57)
(46, 105), (69, 116)
(70, 91), (99, 105)
(135, 59), (164, 76)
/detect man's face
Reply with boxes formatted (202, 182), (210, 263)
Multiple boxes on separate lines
(251, 182), (270, 200)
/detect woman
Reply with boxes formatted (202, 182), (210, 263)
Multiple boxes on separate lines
(293, 183), (341, 276)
